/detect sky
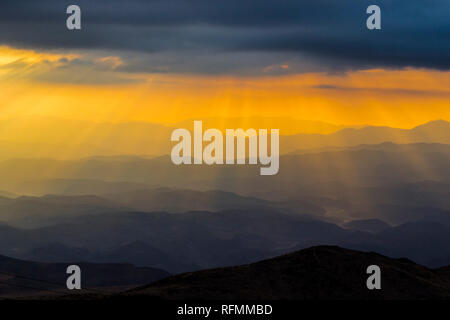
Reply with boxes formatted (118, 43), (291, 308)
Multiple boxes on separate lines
(0, 0), (449, 131)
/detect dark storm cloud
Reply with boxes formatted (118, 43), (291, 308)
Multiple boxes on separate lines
(0, 0), (449, 74)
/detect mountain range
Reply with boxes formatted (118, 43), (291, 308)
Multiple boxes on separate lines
(283, 120), (450, 153)
(124, 245), (450, 300)
(0, 118), (449, 159)
(0, 120), (449, 296)
(2, 204), (450, 274)
(6, 246), (450, 300)
(1, 141), (449, 199)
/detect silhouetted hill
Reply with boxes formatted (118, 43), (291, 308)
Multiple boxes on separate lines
(0, 254), (170, 297)
(125, 246), (450, 300)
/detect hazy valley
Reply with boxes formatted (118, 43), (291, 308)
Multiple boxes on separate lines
(1, 120), (450, 298)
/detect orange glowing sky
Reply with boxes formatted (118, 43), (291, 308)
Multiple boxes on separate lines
(1, 46), (450, 131)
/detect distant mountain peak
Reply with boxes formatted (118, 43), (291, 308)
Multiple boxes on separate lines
(413, 119), (450, 129)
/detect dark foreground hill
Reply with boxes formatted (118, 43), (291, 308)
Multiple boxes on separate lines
(0, 254), (170, 297)
(123, 246), (450, 300)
